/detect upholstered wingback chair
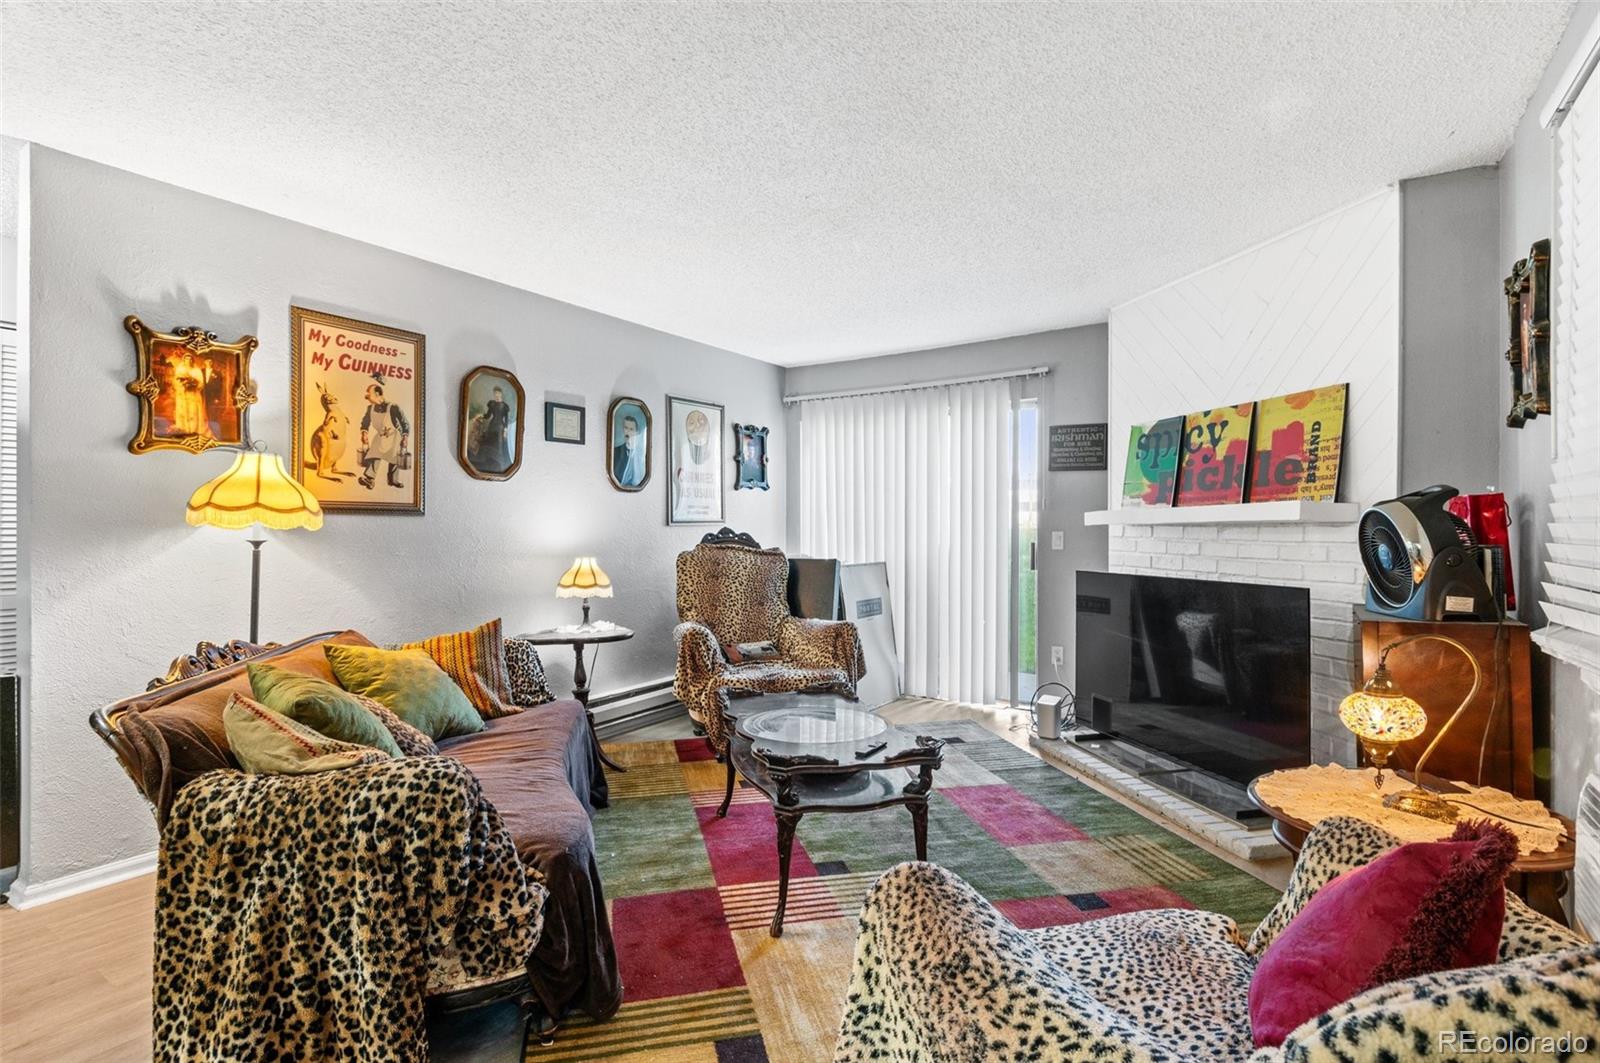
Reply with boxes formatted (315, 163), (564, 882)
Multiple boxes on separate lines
(673, 531), (866, 753)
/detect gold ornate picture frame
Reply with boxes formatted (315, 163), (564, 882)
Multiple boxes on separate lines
(124, 315), (258, 454)
(1504, 238), (1551, 428)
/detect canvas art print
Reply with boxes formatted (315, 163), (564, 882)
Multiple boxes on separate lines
(291, 306), (424, 513)
(1247, 385), (1347, 502)
(1176, 403), (1254, 506)
(124, 316), (257, 454)
(459, 365), (525, 481)
(668, 395), (724, 524)
(1120, 416), (1184, 506)
(607, 396), (651, 491)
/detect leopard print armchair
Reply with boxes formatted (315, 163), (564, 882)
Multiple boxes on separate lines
(836, 816), (1598, 1062)
(673, 533), (865, 753)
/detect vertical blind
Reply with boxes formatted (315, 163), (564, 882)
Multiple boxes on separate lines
(1544, 74), (1600, 670)
(0, 320), (16, 677)
(797, 377), (1016, 704)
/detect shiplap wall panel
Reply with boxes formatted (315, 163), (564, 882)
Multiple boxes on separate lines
(1105, 189), (1402, 766)
(1109, 187), (1401, 508)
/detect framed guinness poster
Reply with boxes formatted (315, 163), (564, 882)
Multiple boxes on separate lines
(291, 306), (425, 514)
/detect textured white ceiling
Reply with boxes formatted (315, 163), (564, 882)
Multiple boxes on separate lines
(0, 1), (1574, 365)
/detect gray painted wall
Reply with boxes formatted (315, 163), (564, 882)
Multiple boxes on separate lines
(17, 146), (785, 889)
(782, 326), (1109, 688)
(1398, 167), (1504, 492)
(1498, 1), (1600, 819)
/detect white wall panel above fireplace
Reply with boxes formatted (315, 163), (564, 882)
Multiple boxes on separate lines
(1107, 187), (1401, 511)
(1104, 188), (1402, 769)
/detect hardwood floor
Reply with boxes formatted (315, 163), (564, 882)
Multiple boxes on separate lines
(0, 872), (155, 1061)
(0, 698), (1287, 1062)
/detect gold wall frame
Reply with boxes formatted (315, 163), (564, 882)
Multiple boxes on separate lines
(124, 315), (258, 454)
(1505, 238), (1551, 428)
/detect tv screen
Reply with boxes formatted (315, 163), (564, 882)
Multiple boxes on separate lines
(1075, 570), (1310, 785)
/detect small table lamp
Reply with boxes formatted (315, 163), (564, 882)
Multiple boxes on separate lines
(186, 449), (322, 643)
(1338, 633), (1481, 822)
(556, 556), (613, 625)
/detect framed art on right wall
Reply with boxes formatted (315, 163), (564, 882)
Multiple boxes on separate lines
(733, 423), (769, 490)
(667, 395), (724, 524)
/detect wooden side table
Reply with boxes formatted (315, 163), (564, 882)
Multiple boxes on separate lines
(515, 624), (634, 772)
(1248, 770), (1576, 925)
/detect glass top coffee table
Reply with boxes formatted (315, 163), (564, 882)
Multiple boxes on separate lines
(716, 693), (945, 937)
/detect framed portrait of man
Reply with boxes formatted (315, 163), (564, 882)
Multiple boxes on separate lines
(667, 395), (724, 524)
(606, 396), (652, 491)
(123, 316), (257, 454)
(290, 306), (425, 514)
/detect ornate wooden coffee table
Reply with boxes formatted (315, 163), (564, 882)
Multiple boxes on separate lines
(718, 696), (944, 937)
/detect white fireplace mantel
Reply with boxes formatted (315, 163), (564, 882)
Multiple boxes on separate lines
(1084, 500), (1360, 527)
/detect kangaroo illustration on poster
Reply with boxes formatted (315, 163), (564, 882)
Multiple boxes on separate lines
(308, 380), (353, 480)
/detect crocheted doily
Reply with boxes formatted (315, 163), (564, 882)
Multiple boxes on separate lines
(1254, 764), (1566, 854)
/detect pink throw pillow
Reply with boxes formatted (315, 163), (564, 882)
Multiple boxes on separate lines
(1248, 820), (1517, 1048)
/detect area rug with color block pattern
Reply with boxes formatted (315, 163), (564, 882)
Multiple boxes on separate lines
(537, 720), (1282, 1063)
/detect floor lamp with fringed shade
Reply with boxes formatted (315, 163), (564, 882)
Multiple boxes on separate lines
(186, 448), (322, 643)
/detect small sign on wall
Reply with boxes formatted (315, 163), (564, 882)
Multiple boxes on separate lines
(1049, 422), (1108, 471)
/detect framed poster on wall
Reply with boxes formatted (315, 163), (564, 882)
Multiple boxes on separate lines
(667, 394), (724, 524)
(291, 306), (425, 514)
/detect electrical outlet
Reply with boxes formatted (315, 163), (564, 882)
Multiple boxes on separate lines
(1051, 530), (1064, 550)
(1050, 645), (1065, 669)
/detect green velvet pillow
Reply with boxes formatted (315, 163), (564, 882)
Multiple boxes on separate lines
(324, 644), (486, 740)
(246, 661), (405, 758)
(223, 694), (393, 775)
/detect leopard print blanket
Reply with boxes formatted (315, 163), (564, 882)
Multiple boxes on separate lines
(154, 756), (546, 1062)
(836, 817), (1599, 1062)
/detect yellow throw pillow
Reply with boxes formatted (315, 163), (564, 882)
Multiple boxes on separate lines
(222, 694), (393, 775)
(325, 644), (487, 740)
(403, 617), (522, 721)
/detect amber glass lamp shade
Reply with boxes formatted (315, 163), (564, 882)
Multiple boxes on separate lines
(186, 451), (323, 531)
(556, 556), (613, 624)
(1338, 677), (1427, 789)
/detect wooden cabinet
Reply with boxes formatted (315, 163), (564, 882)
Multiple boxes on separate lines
(1356, 608), (1536, 800)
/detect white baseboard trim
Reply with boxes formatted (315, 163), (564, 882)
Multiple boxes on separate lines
(4, 849), (158, 909)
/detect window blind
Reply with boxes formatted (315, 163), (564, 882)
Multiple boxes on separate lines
(1541, 77), (1600, 678)
(0, 321), (16, 677)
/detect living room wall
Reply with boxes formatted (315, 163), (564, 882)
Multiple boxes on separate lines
(1499, 0), (1600, 820)
(781, 326), (1110, 688)
(12, 145), (785, 900)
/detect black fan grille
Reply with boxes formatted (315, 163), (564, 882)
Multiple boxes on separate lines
(1359, 511), (1413, 608)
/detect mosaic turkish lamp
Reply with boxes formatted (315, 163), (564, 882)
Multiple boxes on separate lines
(1338, 664), (1427, 790)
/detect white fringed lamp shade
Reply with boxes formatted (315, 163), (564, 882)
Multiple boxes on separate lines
(185, 452), (323, 531)
(556, 557), (613, 598)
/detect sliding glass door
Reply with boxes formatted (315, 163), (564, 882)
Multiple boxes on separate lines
(1015, 399), (1038, 704)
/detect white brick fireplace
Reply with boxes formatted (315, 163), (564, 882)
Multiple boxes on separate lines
(1107, 521), (1364, 764)
(1101, 187), (1403, 768)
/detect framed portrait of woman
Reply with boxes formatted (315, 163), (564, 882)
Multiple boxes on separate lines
(667, 395), (724, 524)
(606, 396), (652, 491)
(123, 316), (258, 454)
(458, 365), (526, 481)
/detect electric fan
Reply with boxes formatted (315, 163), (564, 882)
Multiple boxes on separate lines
(1358, 485), (1496, 620)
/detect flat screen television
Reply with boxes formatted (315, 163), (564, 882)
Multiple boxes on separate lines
(1075, 570), (1310, 786)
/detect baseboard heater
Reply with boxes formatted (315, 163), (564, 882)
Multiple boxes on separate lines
(590, 677), (683, 737)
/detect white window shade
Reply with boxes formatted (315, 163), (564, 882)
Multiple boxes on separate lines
(1540, 75), (1600, 685)
(0, 323), (16, 677)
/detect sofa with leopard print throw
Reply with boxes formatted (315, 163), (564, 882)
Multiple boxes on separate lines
(673, 532), (866, 753)
(835, 816), (1598, 1062)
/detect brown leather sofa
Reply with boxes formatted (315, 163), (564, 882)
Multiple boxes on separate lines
(90, 629), (622, 1024)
